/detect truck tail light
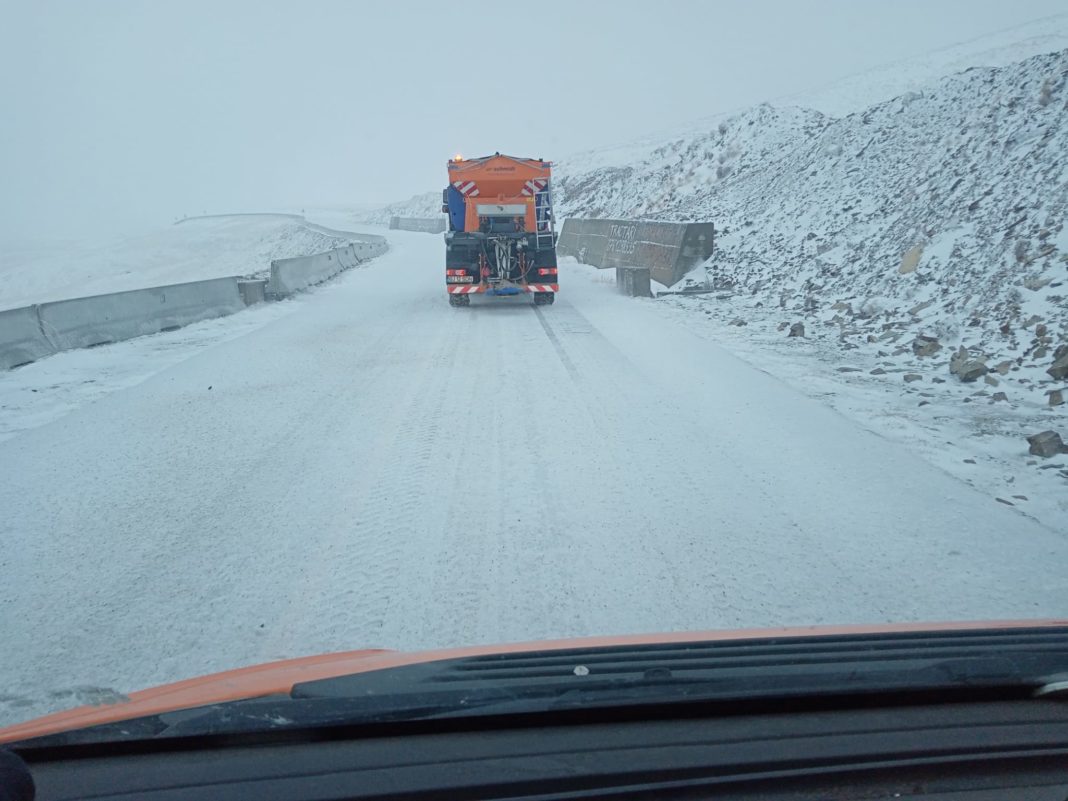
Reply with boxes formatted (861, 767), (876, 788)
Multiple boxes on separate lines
(538, 268), (558, 276)
(446, 269), (467, 276)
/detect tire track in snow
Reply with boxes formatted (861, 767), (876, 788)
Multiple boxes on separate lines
(424, 303), (600, 646)
(255, 300), (461, 660)
(529, 296), (885, 630)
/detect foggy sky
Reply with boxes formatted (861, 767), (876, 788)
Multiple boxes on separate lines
(1, 0), (1066, 240)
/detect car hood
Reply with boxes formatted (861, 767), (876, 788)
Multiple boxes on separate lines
(3, 619), (1065, 744)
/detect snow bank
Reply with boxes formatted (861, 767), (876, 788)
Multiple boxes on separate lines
(0, 215), (353, 311)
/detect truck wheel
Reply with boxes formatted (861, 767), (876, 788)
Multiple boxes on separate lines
(449, 294), (470, 307)
(534, 292), (555, 306)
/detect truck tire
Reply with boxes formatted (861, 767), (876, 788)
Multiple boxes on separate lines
(533, 292), (555, 306)
(449, 294), (470, 307)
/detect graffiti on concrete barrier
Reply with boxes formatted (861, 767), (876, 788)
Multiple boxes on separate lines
(606, 223), (638, 256)
(557, 218), (714, 287)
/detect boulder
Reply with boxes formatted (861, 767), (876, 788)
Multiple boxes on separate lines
(1027, 430), (1068, 458)
(1049, 353), (1068, 381)
(1024, 275), (1053, 290)
(995, 360), (1013, 375)
(730, 318), (748, 327)
(950, 346), (988, 382)
(984, 375), (999, 387)
(899, 245), (923, 274)
(788, 322), (805, 338)
(991, 392), (1008, 402)
(1036, 323), (1048, 338)
(912, 335), (942, 358)
(903, 373), (923, 383)
(870, 368), (887, 375)
(1048, 389), (1065, 408)
(958, 363), (989, 381)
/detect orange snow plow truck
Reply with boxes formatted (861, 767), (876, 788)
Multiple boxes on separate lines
(442, 152), (558, 306)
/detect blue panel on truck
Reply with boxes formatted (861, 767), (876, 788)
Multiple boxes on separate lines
(447, 186), (466, 231)
(486, 287), (522, 296)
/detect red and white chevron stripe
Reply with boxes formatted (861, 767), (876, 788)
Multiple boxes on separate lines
(520, 179), (548, 197)
(452, 180), (480, 197)
(447, 284), (558, 295)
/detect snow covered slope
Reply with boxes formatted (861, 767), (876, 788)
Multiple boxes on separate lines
(0, 214), (352, 311)
(557, 49), (1068, 395)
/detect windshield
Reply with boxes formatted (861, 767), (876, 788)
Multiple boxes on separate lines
(1, 0), (1067, 739)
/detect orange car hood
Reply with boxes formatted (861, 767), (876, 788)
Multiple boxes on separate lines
(3, 619), (1064, 744)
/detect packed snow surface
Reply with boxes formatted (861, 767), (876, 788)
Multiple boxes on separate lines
(0, 214), (352, 311)
(2, 231), (1066, 728)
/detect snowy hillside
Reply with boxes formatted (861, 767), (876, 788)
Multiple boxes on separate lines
(556, 49), (1068, 378)
(0, 214), (351, 310)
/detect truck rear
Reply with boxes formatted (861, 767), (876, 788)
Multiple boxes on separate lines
(442, 153), (558, 306)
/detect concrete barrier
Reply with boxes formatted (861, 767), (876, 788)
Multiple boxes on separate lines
(615, 267), (653, 298)
(558, 218), (714, 287)
(0, 305), (56, 369)
(37, 277), (247, 351)
(1, 232), (389, 370)
(267, 238), (388, 298)
(390, 216), (446, 234)
(237, 279), (268, 306)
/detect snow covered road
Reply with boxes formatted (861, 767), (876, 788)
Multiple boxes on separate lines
(3, 229), (1067, 726)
